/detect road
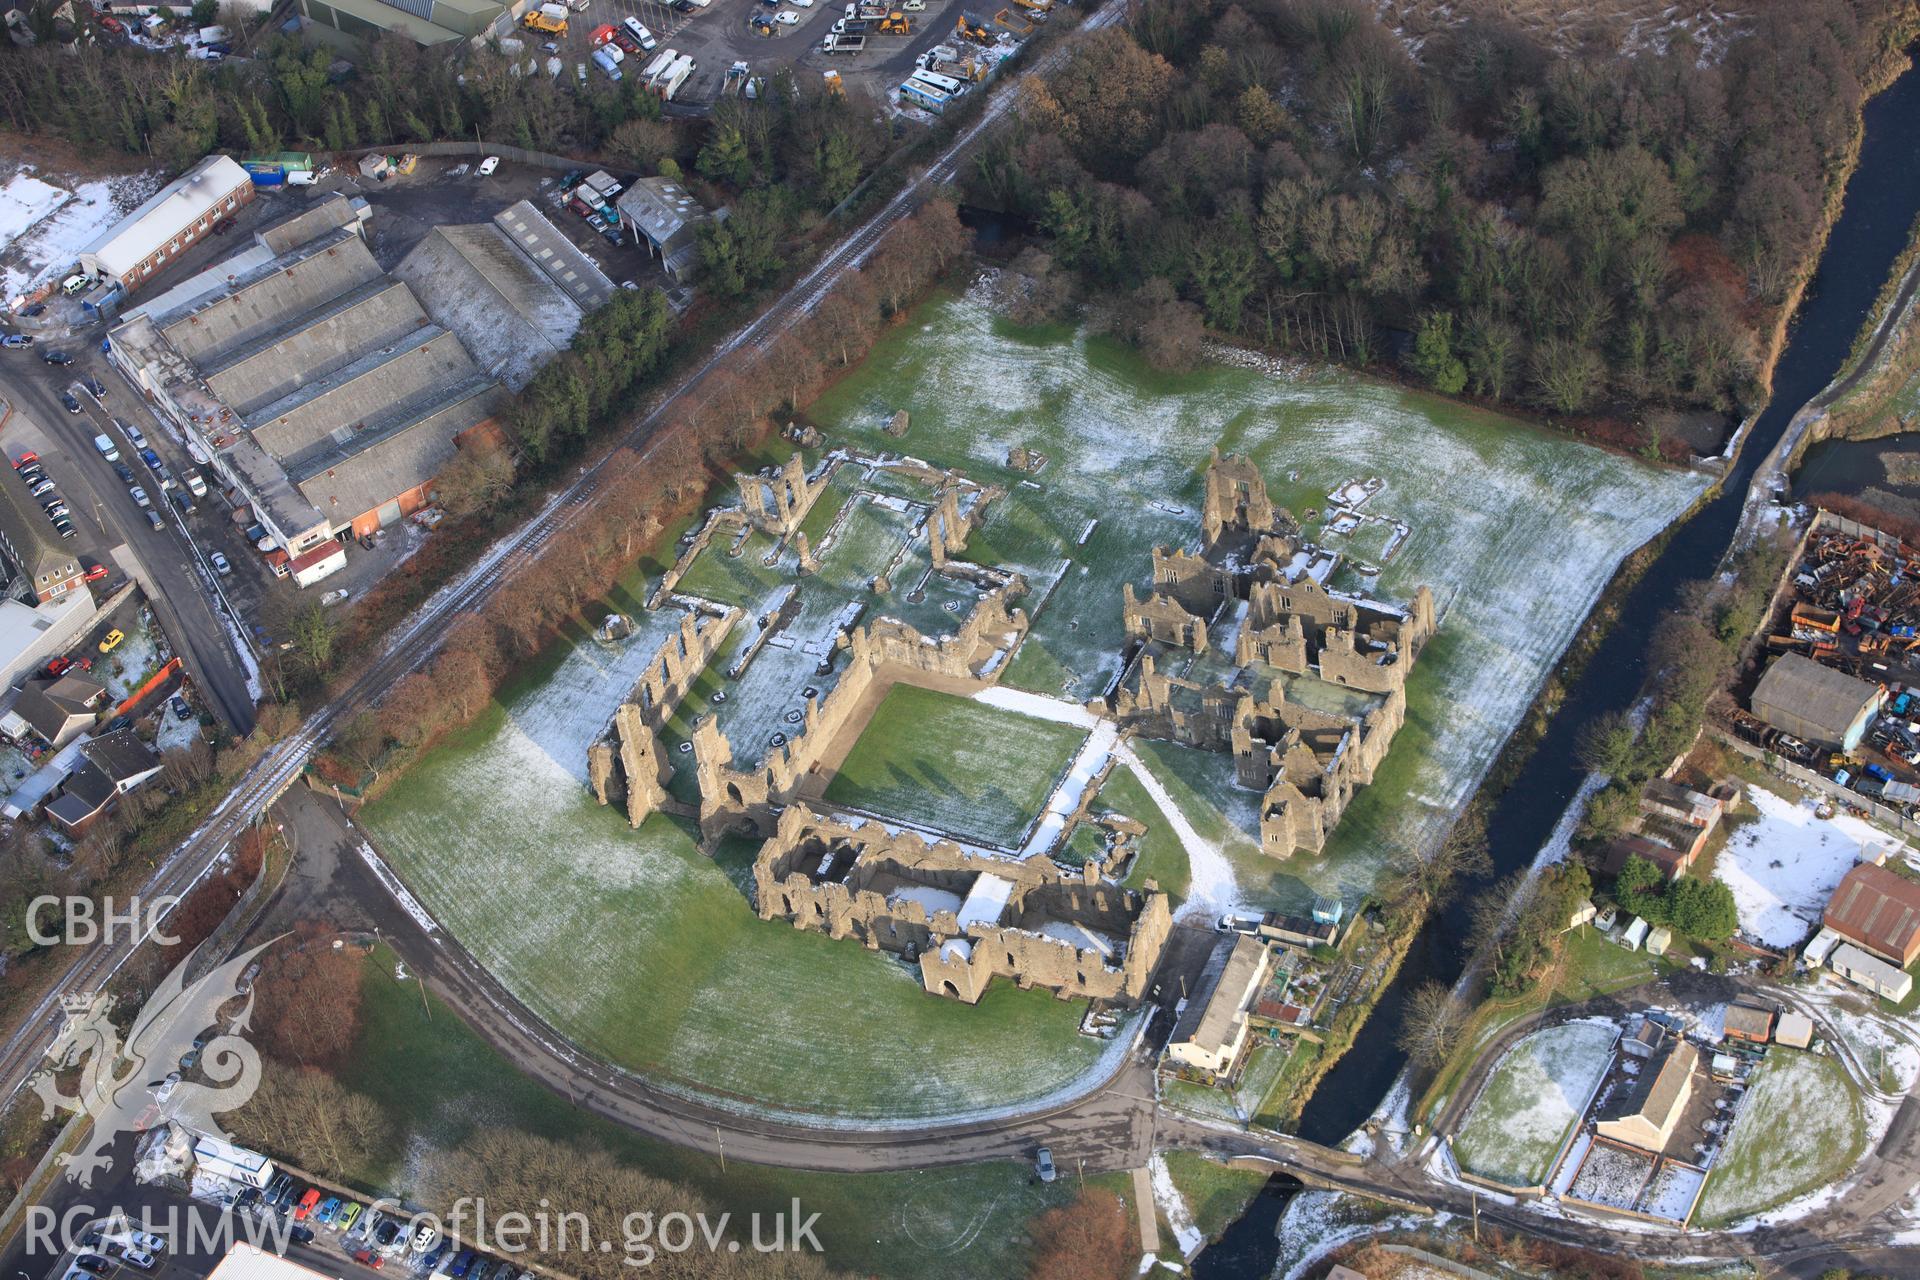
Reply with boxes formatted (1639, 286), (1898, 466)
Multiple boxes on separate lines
(0, 347), (257, 734)
(0, 0), (1125, 1124)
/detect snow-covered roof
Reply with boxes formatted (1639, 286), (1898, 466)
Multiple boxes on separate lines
(82, 155), (252, 279)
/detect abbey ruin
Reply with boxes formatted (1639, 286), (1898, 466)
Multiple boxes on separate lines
(1112, 449), (1436, 859)
(585, 440), (1433, 1004)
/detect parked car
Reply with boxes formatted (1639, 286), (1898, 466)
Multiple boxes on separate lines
(144, 509), (164, 532)
(129, 485), (149, 508)
(449, 1250), (476, 1279)
(168, 694), (192, 721)
(178, 1049), (199, 1072)
(117, 1252), (155, 1272)
(265, 1173), (294, 1207)
(1034, 1147), (1055, 1183)
(12, 450), (37, 469)
(122, 422), (148, 450)
(52, 519), (74, 539)
(140, 448), (162, 473)
(60, 391), (80, 414)
(170, 490), (195, 516)
(372, 1219), (403, 1251)
(294, 1188), (322, 1221)
(81, 375), (105, 398)
(42, 349), (72, 365)
(1, 334), (33, 348)
(74, 1256), (110, 1275)
(209, 551), (231, 575)
(99, 13), (122, 30)
(316, 1197), (340, 1225)
(351, 1250), (384, 1269)
(336, 1202), (363, 1234)
(478, 155), (500, 176)
(98, 629), (124, 654)
(288, 1225), (314, 1246)
(43, 502), (68, 519)
(19, 465), (44, 484)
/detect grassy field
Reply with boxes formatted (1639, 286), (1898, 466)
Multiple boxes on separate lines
(360, 617), (1109, 1121)
(334, 945), (1113, 1280)
(803, 288), (1707, 910)
(1695, 1051), (1865, 1227)
(821, 684), (1086, 847)
(1159, 1150), (1271, 1242)
(1451, 1021), (1617, 1188)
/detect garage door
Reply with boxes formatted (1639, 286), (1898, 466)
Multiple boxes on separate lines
(376, 499), (403, 527)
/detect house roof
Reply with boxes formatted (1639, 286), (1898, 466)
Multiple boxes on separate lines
(46, 761), (114, 827)
(1824, 862), (1920, 963)
(1723, 1002), (1775, 1039)
(1752, 653), (1882, 740)
(491, 200), (613, 312)
(42, 673), (105, 713)
(11, 677), (98, 742)
(80, 727), (159, 786)
(615, 176), (713, 257)
(1599, 1040), (1697, 1130)
(1601, 834), (1690, 877)
(0, 456), (84, 592)
(82, 155), (253, 280)
(1174, 935), (1268, 1055)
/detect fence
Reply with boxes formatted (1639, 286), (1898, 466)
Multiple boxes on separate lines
(1376, 1245), (1504, 1280)
(1714, 728), (1920, 840)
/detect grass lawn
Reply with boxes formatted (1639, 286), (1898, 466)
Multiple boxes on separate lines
(1159, 1150), (1270, 1242)
(1695, 1051), (1865, 1227)
(334, 946), (1112, 1280)
(361, 620), (1109, 1122)
(821, 684), (1086, 847)
(1450, 1021), (1617, 1188)
(1096, 767), (1192, 902)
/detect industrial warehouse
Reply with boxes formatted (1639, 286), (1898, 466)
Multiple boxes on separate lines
(105, 193), (602, 571)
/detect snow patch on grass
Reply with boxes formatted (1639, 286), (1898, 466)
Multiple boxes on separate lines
(1696, 1050), (1863, 1226)
(1452, 1020), (1617, 1187)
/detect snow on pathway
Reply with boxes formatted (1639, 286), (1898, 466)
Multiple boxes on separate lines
(1022, 718), (1118, 857)
(1116, 742), (1237, 919)
(1148, 1154), (1204, 1259)
(972, 683), (1101, 728)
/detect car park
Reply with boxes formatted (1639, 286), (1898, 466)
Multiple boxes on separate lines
(60, 391), (80, 414)
(43, 349), (71, 365)
(2, 334), (32, 348)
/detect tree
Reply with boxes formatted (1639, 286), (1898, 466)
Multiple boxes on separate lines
(1666, 875), (1738, 939)
(1026, 1189), (1135, 1280)
(1397, 981), (1469, 1069)
(697, 124), (753, 187)
(282, 602), (341, 675)
(226, 1063), (386, 1183)
(436, 442), (514, 518)
(1614, 854), (1668, 924)
(1529, 337), (1603, 414)
(1409, 312), (1468, 394)
(249, 924), (367, 1067)
(1575, 710), (1640, 778)
(190, 0), (219, 26)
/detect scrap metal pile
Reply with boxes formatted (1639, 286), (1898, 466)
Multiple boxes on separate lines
(1771, 532), (1920, 670)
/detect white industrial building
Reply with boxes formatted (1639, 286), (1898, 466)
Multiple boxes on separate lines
(80, 155), (255, 294)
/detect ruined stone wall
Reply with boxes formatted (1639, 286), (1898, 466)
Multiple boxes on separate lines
(651, 511), (745, 607)
(588, 607), (739, 828)
(1152, 546), (1237, 616)
(1202, 448), (1283, 548)
(1122, 584), (1209, 653)
(695, 588), (1030, 841)
(752, 805), (1170, 1004)
(737, 453), (831, 540)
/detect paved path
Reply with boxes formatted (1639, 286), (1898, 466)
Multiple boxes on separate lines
(1130, 1166), (1159, 1254)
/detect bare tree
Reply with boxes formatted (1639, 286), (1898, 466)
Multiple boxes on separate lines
(1396, 980), (1469, 1069)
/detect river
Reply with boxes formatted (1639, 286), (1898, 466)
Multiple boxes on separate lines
(1195, 49), (1920, 1278)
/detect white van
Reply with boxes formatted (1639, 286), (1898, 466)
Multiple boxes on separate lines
(93, 434), (119, 462)
(60, 274), (90, 297)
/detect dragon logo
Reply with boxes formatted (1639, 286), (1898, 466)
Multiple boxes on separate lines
(30, 937), (277, 1186)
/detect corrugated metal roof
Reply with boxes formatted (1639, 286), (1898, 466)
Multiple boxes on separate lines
(1751, 653), (1881, 741)
(1824, 861), (1920, 964)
